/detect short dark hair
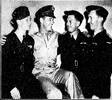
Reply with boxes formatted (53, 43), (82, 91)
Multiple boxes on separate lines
(86, 5), (108, 23)
(64, 10), (84, 25)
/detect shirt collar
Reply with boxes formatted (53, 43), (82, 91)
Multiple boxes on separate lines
(70, 29), (79, 40)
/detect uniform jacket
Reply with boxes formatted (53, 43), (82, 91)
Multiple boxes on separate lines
(58, 29), (89, 73)
(88, 29), (112, 78)
(2, 31), (34, 97)
(84, 29), (112, 98)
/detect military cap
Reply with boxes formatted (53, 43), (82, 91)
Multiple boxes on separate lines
(12, 6), (30, 20)
(35, 5), (56, 18)
(86, 5), (108, 19)
(64, 10), (83, 23)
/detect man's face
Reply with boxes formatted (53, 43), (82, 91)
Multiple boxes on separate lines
(19, 16), (31, 31)
(66, 15), (79, 33)
(88, 10), (99, 31)
(42, 16), (54, 31)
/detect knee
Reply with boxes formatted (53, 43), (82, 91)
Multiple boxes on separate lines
(47, 88), (62, 99)
(64, 71), (73, 80)
(64, 71), (70, 79)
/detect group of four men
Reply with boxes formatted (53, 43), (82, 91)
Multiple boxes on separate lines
(2, 4), (112, 99)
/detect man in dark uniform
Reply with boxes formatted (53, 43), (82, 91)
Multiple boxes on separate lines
(84, 5), (112, 98)
(2, 6), (44, 99)
(58, 10), (89, 95)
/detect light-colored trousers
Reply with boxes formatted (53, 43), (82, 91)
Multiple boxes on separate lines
(37, 69), (84, 99)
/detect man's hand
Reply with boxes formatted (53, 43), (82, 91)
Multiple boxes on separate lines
(92, 95), (99, 99)
(1, 35), (7, 45)
(10, 87), (21, 99)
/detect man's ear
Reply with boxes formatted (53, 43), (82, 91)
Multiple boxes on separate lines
(40, 18), (43, 24)
(99, 16), (103, 23)
(76, 21), (80, 27)
(16, 20), (21, 26)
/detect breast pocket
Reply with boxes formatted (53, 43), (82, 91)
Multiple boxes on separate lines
(49, 45), (58, 58)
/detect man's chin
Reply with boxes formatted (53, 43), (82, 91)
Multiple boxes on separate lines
(90, 25), (94, 30)
(91, 28), (94, 31)
(68, 30), (74, 33)
(47, 28), (53, 32)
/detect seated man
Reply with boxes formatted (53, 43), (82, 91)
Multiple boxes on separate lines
(32, 5), (83, 99)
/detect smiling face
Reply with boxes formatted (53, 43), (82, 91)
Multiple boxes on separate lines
(66, 15), (79, 33)
(42, 16), (54, 32)
(88, 10), (100, 31)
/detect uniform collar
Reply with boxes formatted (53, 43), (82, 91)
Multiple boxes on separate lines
(70, 29), (81, 40)
(93, 28), (105, 37)
(94, 29), (106, 38)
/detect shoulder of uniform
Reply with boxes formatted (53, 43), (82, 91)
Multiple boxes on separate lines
(3, 32), (16, 47)
(106, 33), (112, 40)
(58, 32), (68, 43)
(6, 32), (16, 42)
(105, 33), (112, 44)
(27, 34), (34, 41)
(6, 32), (14, 37)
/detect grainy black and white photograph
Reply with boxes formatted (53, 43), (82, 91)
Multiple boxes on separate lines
(1, 0), (112, 99)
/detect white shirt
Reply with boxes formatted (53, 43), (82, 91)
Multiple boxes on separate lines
(70, 31), (78, 40)
(32, 31), (60, 78)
